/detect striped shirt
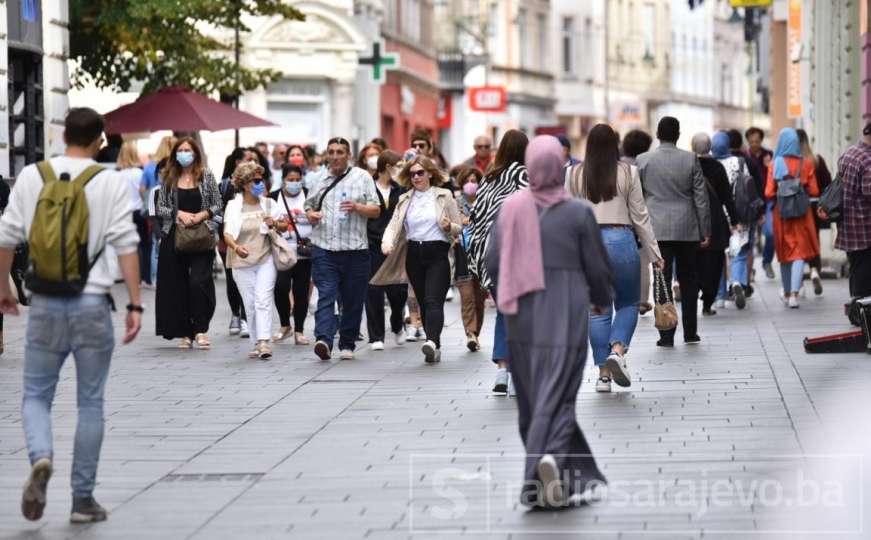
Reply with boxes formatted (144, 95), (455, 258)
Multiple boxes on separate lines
(467, 162), (529, 290)
(304, 166), (378, 251)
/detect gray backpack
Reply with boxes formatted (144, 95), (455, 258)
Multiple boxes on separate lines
(776, 158), (809, 219)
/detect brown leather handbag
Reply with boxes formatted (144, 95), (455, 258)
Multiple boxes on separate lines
(174, 222), (216, 253)
(653, 267), (678, 331)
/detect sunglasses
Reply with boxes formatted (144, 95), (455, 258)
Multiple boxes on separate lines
(410, 169), (427, 178)
(475, 145), (491, 149)
(412, 142), (430, 150)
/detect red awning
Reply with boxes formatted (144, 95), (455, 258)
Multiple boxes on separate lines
(103, 86), (274, 134)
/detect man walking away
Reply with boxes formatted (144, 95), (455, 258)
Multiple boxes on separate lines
(0, 107), (143, 524)
(834, 122), (871, 303)
(636, 117), (710, 347)
(305, 137), (380, 360)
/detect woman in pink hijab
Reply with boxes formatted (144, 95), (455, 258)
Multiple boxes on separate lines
(485, 135), (613, 509)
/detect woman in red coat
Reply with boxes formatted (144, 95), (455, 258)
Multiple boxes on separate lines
(764, 127), (820, 308)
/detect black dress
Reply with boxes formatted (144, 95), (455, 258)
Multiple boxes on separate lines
(155, 187), (216, 339)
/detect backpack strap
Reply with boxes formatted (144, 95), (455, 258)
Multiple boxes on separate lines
(36, 161), (58, 184)
(73, 164), (104, 186)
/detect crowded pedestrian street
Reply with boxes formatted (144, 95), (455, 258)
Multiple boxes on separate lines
(0, 268), (867, 539)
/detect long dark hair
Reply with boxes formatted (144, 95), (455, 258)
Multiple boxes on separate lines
(246, 146), (272, 191)
(162, 137), (205, 188)
(582, 124), (620, 204)
(485, 129), (528, 182)
(221, 147), (248, 180)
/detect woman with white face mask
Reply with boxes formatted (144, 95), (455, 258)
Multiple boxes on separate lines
(357, 143), (383, 178)
(269, 164), (313, 345)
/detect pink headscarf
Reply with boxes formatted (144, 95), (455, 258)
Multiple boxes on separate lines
(496, 135), (570, 315)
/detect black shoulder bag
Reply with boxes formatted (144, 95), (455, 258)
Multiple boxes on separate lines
(314, 169), (352, 211)
(280, 191), (313, 258)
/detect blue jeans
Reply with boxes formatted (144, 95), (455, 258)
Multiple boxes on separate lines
(489, 288), (509, 364)
(22, 294), (114, 498)
(590, 227), (641, 366)
(763, 201), (775, 265)
(311, 247), (370, 351)
(780, 259), (804, 294)
(730, 225), (755, 288)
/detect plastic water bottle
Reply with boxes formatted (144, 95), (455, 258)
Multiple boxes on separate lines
(338, 192), (349, 224)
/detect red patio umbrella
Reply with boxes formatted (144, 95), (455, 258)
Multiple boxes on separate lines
(103, 86), (275, 134)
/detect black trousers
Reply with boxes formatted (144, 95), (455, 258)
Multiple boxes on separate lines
(405, 241), (451, 348)
(219, 249), (246, 320)
(696, 247), (725, 311)
(658, 241), (700, 341)
(848, 247), (871, 299)
(133, 212), (152, 285)
(366, 244), (408, 342)
(156, 230), (216, 339)
(274, 258), (313, 330)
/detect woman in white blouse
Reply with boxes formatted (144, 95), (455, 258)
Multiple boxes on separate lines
(373, 155), (462, 364)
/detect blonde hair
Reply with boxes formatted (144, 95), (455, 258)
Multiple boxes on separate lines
(154, 135), (177, 163)
(398, 155), (445, 188)
(116, 141), (141, 169)
(232, 161), (265, 190)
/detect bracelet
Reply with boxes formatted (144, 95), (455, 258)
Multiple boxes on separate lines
(126, 303), (145, 313)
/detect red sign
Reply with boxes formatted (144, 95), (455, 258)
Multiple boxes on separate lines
(437, 93), (452, 129)
(468, 87), (507, 112)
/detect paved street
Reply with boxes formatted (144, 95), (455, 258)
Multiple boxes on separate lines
(1, 264), (870, 540)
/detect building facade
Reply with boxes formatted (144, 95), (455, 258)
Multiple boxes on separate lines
(1, 0), (70, 181)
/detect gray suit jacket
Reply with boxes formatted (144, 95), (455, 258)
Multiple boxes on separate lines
(636, 143), (710, 242)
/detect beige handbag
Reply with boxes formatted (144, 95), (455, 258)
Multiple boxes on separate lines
(653, 267), (678, 331)
(268, 229), (296, 271)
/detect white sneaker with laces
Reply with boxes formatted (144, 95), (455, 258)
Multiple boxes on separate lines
(406, 328), (419, 342)
(340, 349), (354, 360)
(596, 376), (612, 393)
(492, 368), (509, 395)
(604, 352), (631, 387)
(422, 340), (438, 363)
(788, 295), (800, 309)
(371, 341), (384, 351)
(239, 319), (250, 338)
(394, 331), (406, 346)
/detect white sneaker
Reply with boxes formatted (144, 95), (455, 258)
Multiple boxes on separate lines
(604, 352), (631, 387)
(596, 376), (612, 393)
(446, 288), (455, 302)
(536, 454), (565, 508)
(811, 269), (823, 296)
(799, 285), (808, 299)
(788, 295), (800, 309)
(371, 341), (384, 351)
(715, 299), (726, 309)
(422, 340), (439, 363)
(492, 368), (509, 395)
(507, 373), (516, 397)
(394, 331), (406, 346)
(416, 328), (426, 341)
(239, 319), (250, 338)
(405, 328), (419, 342)
(339, 349), (354, 360)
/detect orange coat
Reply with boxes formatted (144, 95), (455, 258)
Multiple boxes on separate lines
(764, 156), (820, 263)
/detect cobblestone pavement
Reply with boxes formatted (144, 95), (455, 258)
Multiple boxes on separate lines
(1, 266), (869, 539)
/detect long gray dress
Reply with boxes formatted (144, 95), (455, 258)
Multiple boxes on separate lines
(486, 199), (613, 505)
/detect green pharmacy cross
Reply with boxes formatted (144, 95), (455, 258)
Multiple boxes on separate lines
(359, 41), (399, 84)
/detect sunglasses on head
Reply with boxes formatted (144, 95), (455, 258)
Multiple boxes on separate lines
(410, 169), (427, 178)
(327, 137), (351, 149)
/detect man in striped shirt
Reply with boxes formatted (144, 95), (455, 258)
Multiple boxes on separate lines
(305, 137), (380, 360)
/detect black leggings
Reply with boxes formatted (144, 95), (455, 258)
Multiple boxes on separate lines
(405, 241), (451, 348)
(274, 258), (313, 330)
(366, 244), (408, 342)
(219, 249), (246, 320)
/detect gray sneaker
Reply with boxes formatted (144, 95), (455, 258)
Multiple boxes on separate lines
(21, 458), (52, 521)
(70, 496), (107, 523)
(228, 315), (241, 335)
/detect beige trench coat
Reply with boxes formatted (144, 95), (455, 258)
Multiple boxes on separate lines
(370, 187), (463, 286)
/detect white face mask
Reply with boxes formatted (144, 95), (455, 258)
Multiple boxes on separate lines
(366, 156), (379, 171)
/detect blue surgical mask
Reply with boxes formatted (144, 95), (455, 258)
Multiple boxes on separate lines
(176, 151), (194, 167)
(285, 180), (302, 195)
(250, 181), (265, 197)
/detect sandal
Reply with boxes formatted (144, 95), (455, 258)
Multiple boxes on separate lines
(195, 334), (211, 349)
(272, 327), (292, 343)
(294, 333), (310, 346)
(178, 337), (193, 349)
(247, 348), (260, 359)
(257, 341), (272, 360)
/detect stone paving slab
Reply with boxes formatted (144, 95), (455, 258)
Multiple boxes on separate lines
(0, 265), (869, 539)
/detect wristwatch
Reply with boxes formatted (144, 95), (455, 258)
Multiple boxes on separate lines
(126, 303), (145, 313)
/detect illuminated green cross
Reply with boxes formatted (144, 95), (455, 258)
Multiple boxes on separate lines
(359, 41), (399, 84)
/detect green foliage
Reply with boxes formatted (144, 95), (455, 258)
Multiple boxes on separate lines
(69, 0), (304, 96)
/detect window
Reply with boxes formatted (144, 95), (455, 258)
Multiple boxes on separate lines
(8, 49), (44, 177)
(538, 13), (547, 71)
(642, 2), (656, 59)
(383, 0), (397, 33)
(562, 16), (575, 75)
(402, 0), (421, 42)
(488, 2), (499, 38)
(518, 7), (528, 68)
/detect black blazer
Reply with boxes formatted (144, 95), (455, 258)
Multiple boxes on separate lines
(367, 178), (405, 246)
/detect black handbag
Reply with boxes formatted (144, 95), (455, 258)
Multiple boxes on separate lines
(819, 172), (844, 222)
(280, 191), (313, 258)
